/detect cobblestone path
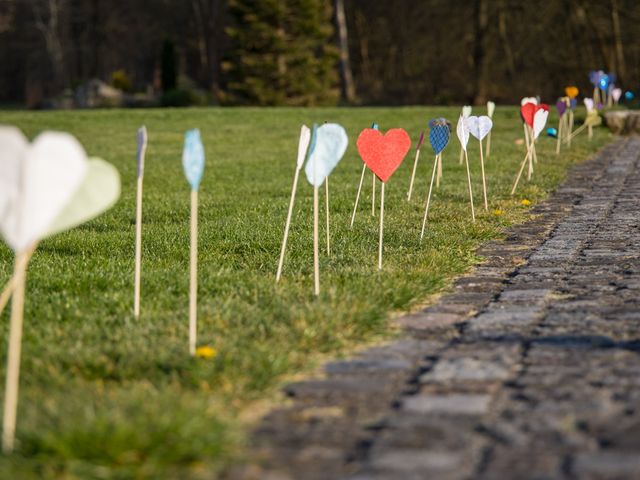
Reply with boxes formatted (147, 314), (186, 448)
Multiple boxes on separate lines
(229, 137), (640, 480)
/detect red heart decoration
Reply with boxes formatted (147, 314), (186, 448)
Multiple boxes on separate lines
(521, 103), (549, 128)
(356, 128), (411, 183)
(520, 103), (536, 128)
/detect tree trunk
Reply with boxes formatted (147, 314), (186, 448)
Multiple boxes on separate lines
(472, 0), (489, 105)
(334, 0), (355, 103)
(610, 0), (626, 83)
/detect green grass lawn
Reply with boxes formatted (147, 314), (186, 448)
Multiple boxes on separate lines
(0, 107), (610, 479)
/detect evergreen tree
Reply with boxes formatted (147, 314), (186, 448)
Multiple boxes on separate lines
(224, 0), (339, 106)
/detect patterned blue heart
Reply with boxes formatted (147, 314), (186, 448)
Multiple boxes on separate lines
(182, 129), (205, 190)
(429, 122), (450, 154)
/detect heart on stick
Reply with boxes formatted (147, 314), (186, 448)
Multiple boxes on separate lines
(584, 98), (594, 112)
(416, 130), (426, 150)
(0, 128), (88, 252)
(533, 106), (549, 139)
(520, 103), (536, 127)
(429, 118), (451, 154)
(136, 126), (147, 178)
(456, 114), (469, 151)
(612, 88), (622, 103)
(356, 128), (411, 183)
(464, 116), (493, 141)
(565, 86), (579, 99)
(296, 125), (311, 168)
(183, 129), (205, 191)
(487, 101), (496, 118)
(462, 105), (472, 118)
(556, 100), (567, 117)
(304, 123), (348, 187)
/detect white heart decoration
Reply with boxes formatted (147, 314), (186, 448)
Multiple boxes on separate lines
(487, 101), (496, 118)
(584, 98), (594, 112)
(462, 105), (472, 118)
(456, 114), (469, 151)
(304, 123), (348, 187)
(612, 88), (622, 103)
(521, 97), (538, 106)
(0, 127), (26, 225)
(464, 116), (493, 141)
(533, 109), (549, 139)
(0, 130), (88, 252)
(296, 125), (311, 169)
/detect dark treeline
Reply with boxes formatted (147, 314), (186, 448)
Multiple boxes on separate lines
(0, 0), (638, 108)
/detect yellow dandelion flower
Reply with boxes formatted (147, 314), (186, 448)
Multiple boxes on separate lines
(493, 209), (504, 216)
(521, 199), (531, 206)
(195, 346), (217, 359)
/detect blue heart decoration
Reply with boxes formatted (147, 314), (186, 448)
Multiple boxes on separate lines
(429, 118), (450, 154)
(304, 123), (348, 187)
(182, 129), (205, 191)
(569, 98), (577, 110)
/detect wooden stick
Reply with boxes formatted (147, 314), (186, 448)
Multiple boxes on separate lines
(555, 115), (563, 155)
(436, 153), (442, 188)
(511, 144), (534, 195)
(0, 246), (36, 318)
(564, 123), (588, 143)
(420, 154), (439, 241)
(485, 130), (492, 158)
(530, 125), (538, 164)
(276, 164), (302, 281)
(568, 110), (574, 147)
(134, 176), (143, 317)
(378, 182), (385, 270)
(523, 123), (530, 149)
(2, 251), (27, 453)
(407, 147), (421, 201)
(464, 148), (475, 222)
(189, 189), (198, 356)
(459, 146), (464, 165)
(588, 124), (593, 141)
(313, 186), (320, 296)
(527, 126), (534, 181)
(371, 172), (376, 216)
(479, 138), (488, 211)
(350, 164), (367, 228)
(325, 177), (330, 255)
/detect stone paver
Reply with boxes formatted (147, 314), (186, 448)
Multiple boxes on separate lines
(225, 138), (640, 480)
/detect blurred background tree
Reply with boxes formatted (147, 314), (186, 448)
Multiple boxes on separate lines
(0, 0), (637, 108)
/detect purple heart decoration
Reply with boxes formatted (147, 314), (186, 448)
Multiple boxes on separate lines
(556, 100), (566, 117)
(429, 119), (451, 154)
(416, 130), (425, 150)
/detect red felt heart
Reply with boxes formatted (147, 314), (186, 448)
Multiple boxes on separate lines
(520, 103), (536, 127)
(356, 128), (411, 183)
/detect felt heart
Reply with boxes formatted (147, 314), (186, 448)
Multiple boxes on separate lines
(556, 100), (567, 117)
(533, 107), (549, 139)
(416, 131), (426, 150)
(136, 126), (147, 178)
(520, 103), (536, 127)
(612, 88), (622, 103)
(520, 97), (538, 106)
(296, 125), (311, 168)
(304, 123), (348, 187)
(429, 123), (450, 154)
(465, 116), (493, 141)
(183, 129), (205, 191)
(565, 86), (579, 99)
(46, 158), (120, 237)
(584, 98), (594, 112)
(487, 101), (496, 118)
(599, 75), (610, 90)
(456, 114), (469, 151)
(356, 128), (411, 183)
(0, 126), (26, 226)
(462, 105), (472, 118)
(0, 130), (88, 252)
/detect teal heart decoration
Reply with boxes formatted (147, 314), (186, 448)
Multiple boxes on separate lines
(304, 123), (348, 187)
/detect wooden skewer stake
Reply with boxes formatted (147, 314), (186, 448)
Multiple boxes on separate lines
(568, 110), (574, 147)
(2, 251), (28, 454)
(485, 129), (492, 158)
(325, 177), (330, 255)
(530, 125), (538, 164)
(189, 189), (198, 356)
(134, 127), (147, 318)
(459, 145), (464, 165)
(555, 115), (563, 155)
(0, 246), (36, 318)
(464, 148), (475, 222)
(407, 147), (421, 201)
(276, 162), (303, 281)
(313, 186), (320, 295)
(479, 137), (488, 211)
(420, 154), (440, 241)
(378, 182), (385, 270)
(436, 153), (442, 188)
(527, 126), (535, 181)
(564, 123), (588, 143)
(350, 164), (367, 228)
(371, 172), (376, 216)
(511, 143), (534, 195)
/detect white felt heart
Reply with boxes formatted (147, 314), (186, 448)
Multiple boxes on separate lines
(584, 98), (594, 112)
(612, 88), (622, 103)
(296, 125), (311, 168)
(0, 131), (88, 252)
(456, 114), (469, 151)
(487, 101), (496, 118)
(304, 123), (348, 187)
(462, 105), (472, 118)
(521, 97), (538, 106)
(533, 109), (549, 139)
(464, 116), (493, 141)
(0, 126), (27, 225)
(45, 158), (120, 238)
